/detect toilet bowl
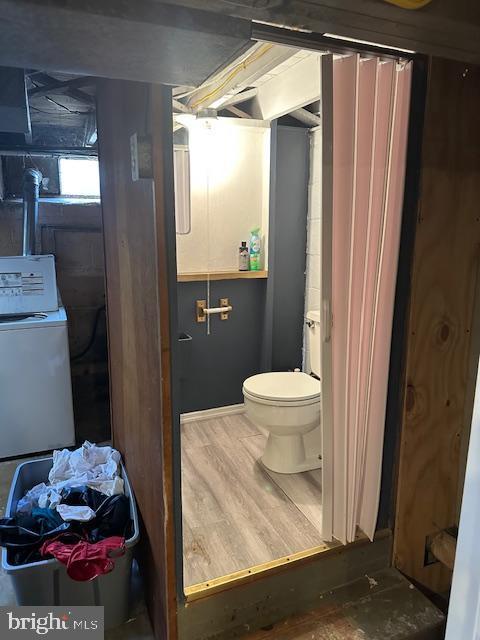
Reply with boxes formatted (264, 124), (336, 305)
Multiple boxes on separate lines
(243, 371), (321, 474)
(243, 310), (322, 474)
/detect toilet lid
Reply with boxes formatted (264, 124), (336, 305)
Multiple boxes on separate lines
(243, 372), (320, 402)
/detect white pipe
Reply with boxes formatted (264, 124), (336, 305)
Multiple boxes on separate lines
(202, 305), (233, 315)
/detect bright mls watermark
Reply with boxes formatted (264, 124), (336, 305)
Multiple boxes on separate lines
(0, 607), (103, 638)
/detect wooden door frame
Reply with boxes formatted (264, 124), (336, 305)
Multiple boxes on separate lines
(170, 26), (428, 602)
(96, 80), (180, 639)
(149, 84), (185, 609)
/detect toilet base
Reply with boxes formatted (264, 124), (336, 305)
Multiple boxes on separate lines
(261, 433), (322, 474)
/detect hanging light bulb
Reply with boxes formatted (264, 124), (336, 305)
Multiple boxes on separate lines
(196, 108), (218, 132)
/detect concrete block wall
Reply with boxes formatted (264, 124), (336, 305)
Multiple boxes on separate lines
(304, 128), (321, 371)
(176, 121), (271, 274)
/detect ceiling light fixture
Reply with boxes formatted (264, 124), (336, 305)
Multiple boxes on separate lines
(196, 108), (218, 131)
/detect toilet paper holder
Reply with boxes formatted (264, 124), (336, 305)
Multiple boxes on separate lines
(196, 298), (232, 322)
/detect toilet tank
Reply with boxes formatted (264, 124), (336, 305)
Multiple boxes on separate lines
(306, 310), (321, 377)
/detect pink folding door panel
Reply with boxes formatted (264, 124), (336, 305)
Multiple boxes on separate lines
(359, 61), (412, 539)
(353, 60), (396, 540)
(329, 54), (412, 544)
(331, 54), (358, 544)
(345, 57), (377, 541)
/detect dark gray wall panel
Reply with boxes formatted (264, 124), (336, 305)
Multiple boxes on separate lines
(268, 125), (309, 372)
(177, 279), (266, 413)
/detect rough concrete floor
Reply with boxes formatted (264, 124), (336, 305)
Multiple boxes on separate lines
(242, 569), (445, 640)
(0, 455), (155, 639)
(0, 458), (446, 640)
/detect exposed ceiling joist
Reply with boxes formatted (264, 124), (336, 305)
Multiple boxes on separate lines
(186, 42), (297, 112)
(172, 85), (194, 97)
(251, 53), (322, 121)
(30, 72), (95, 106)
(172, 98), (192, 114)
(220, 87), (257, 109)
(29, 76), (97, 100)
(225, 104), (251, 119)
(290, 108), (321, 127)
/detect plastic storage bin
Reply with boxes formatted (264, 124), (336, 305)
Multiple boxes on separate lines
(1, 457), (139, 630)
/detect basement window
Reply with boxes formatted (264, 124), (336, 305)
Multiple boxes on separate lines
(59, 157), (100, 197)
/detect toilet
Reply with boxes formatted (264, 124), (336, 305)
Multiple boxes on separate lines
(243, 310), (321, 474)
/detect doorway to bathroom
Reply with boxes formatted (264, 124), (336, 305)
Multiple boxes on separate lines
(175, 102), (327, 591)
(172, 34), (415, 597)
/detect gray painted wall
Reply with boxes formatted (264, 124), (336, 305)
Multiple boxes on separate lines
(177, 279), (266, 413)
(266, 125), (310, 372)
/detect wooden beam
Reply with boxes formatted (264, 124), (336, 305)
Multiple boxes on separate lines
(221, 87), (258, 108)
(0, 0), (252, 87)
(160, 0), (480, 65)
(172, 98), (192, 114)
(172, 85), (194, 97)
(30, 72), (95, 105)
(430, 532), (457, 571)
(186, 42), (296, 111)
(29, 76), (97, 99)
(225, 104), (251, 118)
(251, 54), (321, 121)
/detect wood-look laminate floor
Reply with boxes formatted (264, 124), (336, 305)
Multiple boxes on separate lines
(181, 413), (323, 587)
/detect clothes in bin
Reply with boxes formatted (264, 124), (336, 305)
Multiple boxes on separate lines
(0, 442), (130, 577)
(1, 443), (139, 630)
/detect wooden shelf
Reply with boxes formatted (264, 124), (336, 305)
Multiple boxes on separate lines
(177, 270), (268, 282)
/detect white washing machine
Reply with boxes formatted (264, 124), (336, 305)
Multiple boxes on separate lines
(0, 307), (75, 458)
(0, 306), (76, 458)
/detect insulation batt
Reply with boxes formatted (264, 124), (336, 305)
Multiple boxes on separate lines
(17, 442), (124, 515)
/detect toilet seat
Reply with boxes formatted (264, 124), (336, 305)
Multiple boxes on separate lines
(243, 372), (320, 406)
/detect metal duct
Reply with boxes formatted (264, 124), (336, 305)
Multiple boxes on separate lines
(22, 168), (42, 256)
(0, 67), (31, 135)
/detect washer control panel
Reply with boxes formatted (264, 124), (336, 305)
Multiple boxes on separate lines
(0, 255), (58, 315)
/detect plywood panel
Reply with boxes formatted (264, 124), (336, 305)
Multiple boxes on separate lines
(394, 58), (480, 593)
(97, 80), (177, 639)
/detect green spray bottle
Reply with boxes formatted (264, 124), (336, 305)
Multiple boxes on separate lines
(249, 227), (261, 271)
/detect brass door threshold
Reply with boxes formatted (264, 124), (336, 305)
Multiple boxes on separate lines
(184, 529), (388, 603)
